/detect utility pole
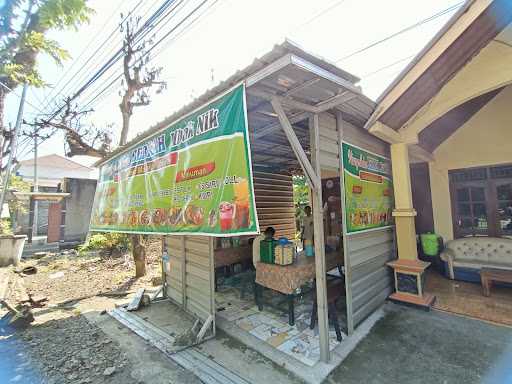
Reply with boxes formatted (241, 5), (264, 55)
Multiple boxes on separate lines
(0, 83), (28, 216)
(31, 126), (38, 237)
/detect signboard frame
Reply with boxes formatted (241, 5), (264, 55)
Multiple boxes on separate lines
(341, 140), (394, 236)
(89, 83), (259, 237)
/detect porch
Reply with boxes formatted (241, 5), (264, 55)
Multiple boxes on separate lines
(365, 0), (512, 322)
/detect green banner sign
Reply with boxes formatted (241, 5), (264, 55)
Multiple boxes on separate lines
(90, 85), (259, 236)
(342, 142), (394, 233)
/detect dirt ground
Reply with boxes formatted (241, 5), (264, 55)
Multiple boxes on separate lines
(0, 237), (173, 384)
(20, 239), (163, 305)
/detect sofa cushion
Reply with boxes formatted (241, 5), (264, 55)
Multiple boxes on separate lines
(446, 237), (512, 265)
(487, 243), (512, 265)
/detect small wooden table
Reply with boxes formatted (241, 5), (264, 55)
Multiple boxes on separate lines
(255, 251), (343, 325)
(480, 268), (512, 297)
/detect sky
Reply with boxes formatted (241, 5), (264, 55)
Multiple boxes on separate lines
(5, 0), (464, 167)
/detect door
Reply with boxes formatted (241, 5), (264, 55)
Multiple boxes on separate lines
(47, 202), (62, 243)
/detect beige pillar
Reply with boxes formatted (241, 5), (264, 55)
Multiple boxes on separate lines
(390, 143), (418, 261)
(388, 142), (435, 308)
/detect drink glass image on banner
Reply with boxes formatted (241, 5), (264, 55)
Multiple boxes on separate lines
(234, 178), (250, 229)
(219, 202), (235, 231)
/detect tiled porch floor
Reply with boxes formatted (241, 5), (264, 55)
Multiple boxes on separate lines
(215, 280), (345, 367)
(426, 270), (512, 326)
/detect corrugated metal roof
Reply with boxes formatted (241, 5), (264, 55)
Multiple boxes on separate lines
(96, 39), (365, 166)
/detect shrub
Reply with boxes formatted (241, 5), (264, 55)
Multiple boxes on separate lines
(79, 232), (130, 255)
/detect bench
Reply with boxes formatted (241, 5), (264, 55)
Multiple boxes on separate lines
(480, 268), (512, 297)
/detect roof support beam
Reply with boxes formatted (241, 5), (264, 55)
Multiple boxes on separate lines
(253, 111), (310, 139)
(368, 121), (404, 144)
(316, 92), (357, 113)
(249, 88), (359, 115)
(248, 89), (318, 113)
(270, 98), (320, 191)
(408, 144), (435, 163)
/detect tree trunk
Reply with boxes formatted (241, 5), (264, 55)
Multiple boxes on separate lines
(119, 110), (130, 146)
(131, 234), (147, 277)
(0, 87), (7, 165)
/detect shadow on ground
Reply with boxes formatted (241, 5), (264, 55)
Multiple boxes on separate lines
(327, 303), (512, 384)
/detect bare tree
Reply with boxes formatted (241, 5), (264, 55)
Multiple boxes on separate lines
(118, 15), (166, 277)
(119, 16), (166, 146)
(25, 98), (112, 158)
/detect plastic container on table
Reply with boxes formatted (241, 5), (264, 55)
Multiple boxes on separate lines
(304, 239), (315, 257)
(260, 239), (275, 264)
(275, 241), (294, 265)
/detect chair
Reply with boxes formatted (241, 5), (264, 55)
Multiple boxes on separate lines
(310, 279), (344, 341)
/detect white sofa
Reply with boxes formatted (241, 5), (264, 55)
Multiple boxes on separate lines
(440, 237), (512, 282)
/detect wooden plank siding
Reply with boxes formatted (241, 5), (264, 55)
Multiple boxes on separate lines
(253, 172), (296, 239)
(334, 111), (395, 333)
(346, 228), (395, 327)
(318, 113), (340, 172)
(163, 235), (215, 323)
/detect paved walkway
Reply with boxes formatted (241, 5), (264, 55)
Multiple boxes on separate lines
(327, 303), (512, 384)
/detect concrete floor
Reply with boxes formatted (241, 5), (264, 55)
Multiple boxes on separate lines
(326, 303), (512, 384)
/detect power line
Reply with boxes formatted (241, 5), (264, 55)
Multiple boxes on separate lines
(73, 0), (187, 111)
(40, 0), (148, 113)
(150, 0), (222, 62)
(28, 0), (202, 157)
(0, 81), (48, 115)
(291, 0), (346, 33)
(40, 0), (128, 110)
(44, 0), (180, 121)
(79, 0), (215, 112)
(335, 1), (463, 62)
(360, 54), (415, 79)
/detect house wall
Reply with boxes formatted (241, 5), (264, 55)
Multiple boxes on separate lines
(62, 178), (97, 243)
(429, 85), (512, 241)
(17, 164), (95, 187)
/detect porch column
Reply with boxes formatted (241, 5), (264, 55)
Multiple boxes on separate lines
(388, 143), (435, 307)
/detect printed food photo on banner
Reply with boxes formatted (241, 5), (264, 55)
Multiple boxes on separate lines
(342, 142), (394, 233)
(89, 84), (259, 236)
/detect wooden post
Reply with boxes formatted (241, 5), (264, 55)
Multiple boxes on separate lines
(310, 114), (330, 363)
(181, 236), (187, 308)
(270, 98), (320, 191)
(337, 111), (353, 334)
(270, 98), (329, 362)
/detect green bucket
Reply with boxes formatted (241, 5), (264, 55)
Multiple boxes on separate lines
(420, 233), (440, 257)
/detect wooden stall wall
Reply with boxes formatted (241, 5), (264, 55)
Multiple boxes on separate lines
(318, 113), (340, 174)
(346, 228), (395, 327)
(163, 235), (215, 325)
(184, 236), (215, 322)
(253, 171), (295, 239)
(164, 236), (184, 305)
(336, 112), (396, 333)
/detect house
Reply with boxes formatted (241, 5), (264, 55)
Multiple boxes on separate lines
(365, 0), (512, 307)
(14, 154), (98, 246)
(16, 154), (97, 188)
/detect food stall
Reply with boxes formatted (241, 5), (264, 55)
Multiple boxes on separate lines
(90, 41), (395, 370)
